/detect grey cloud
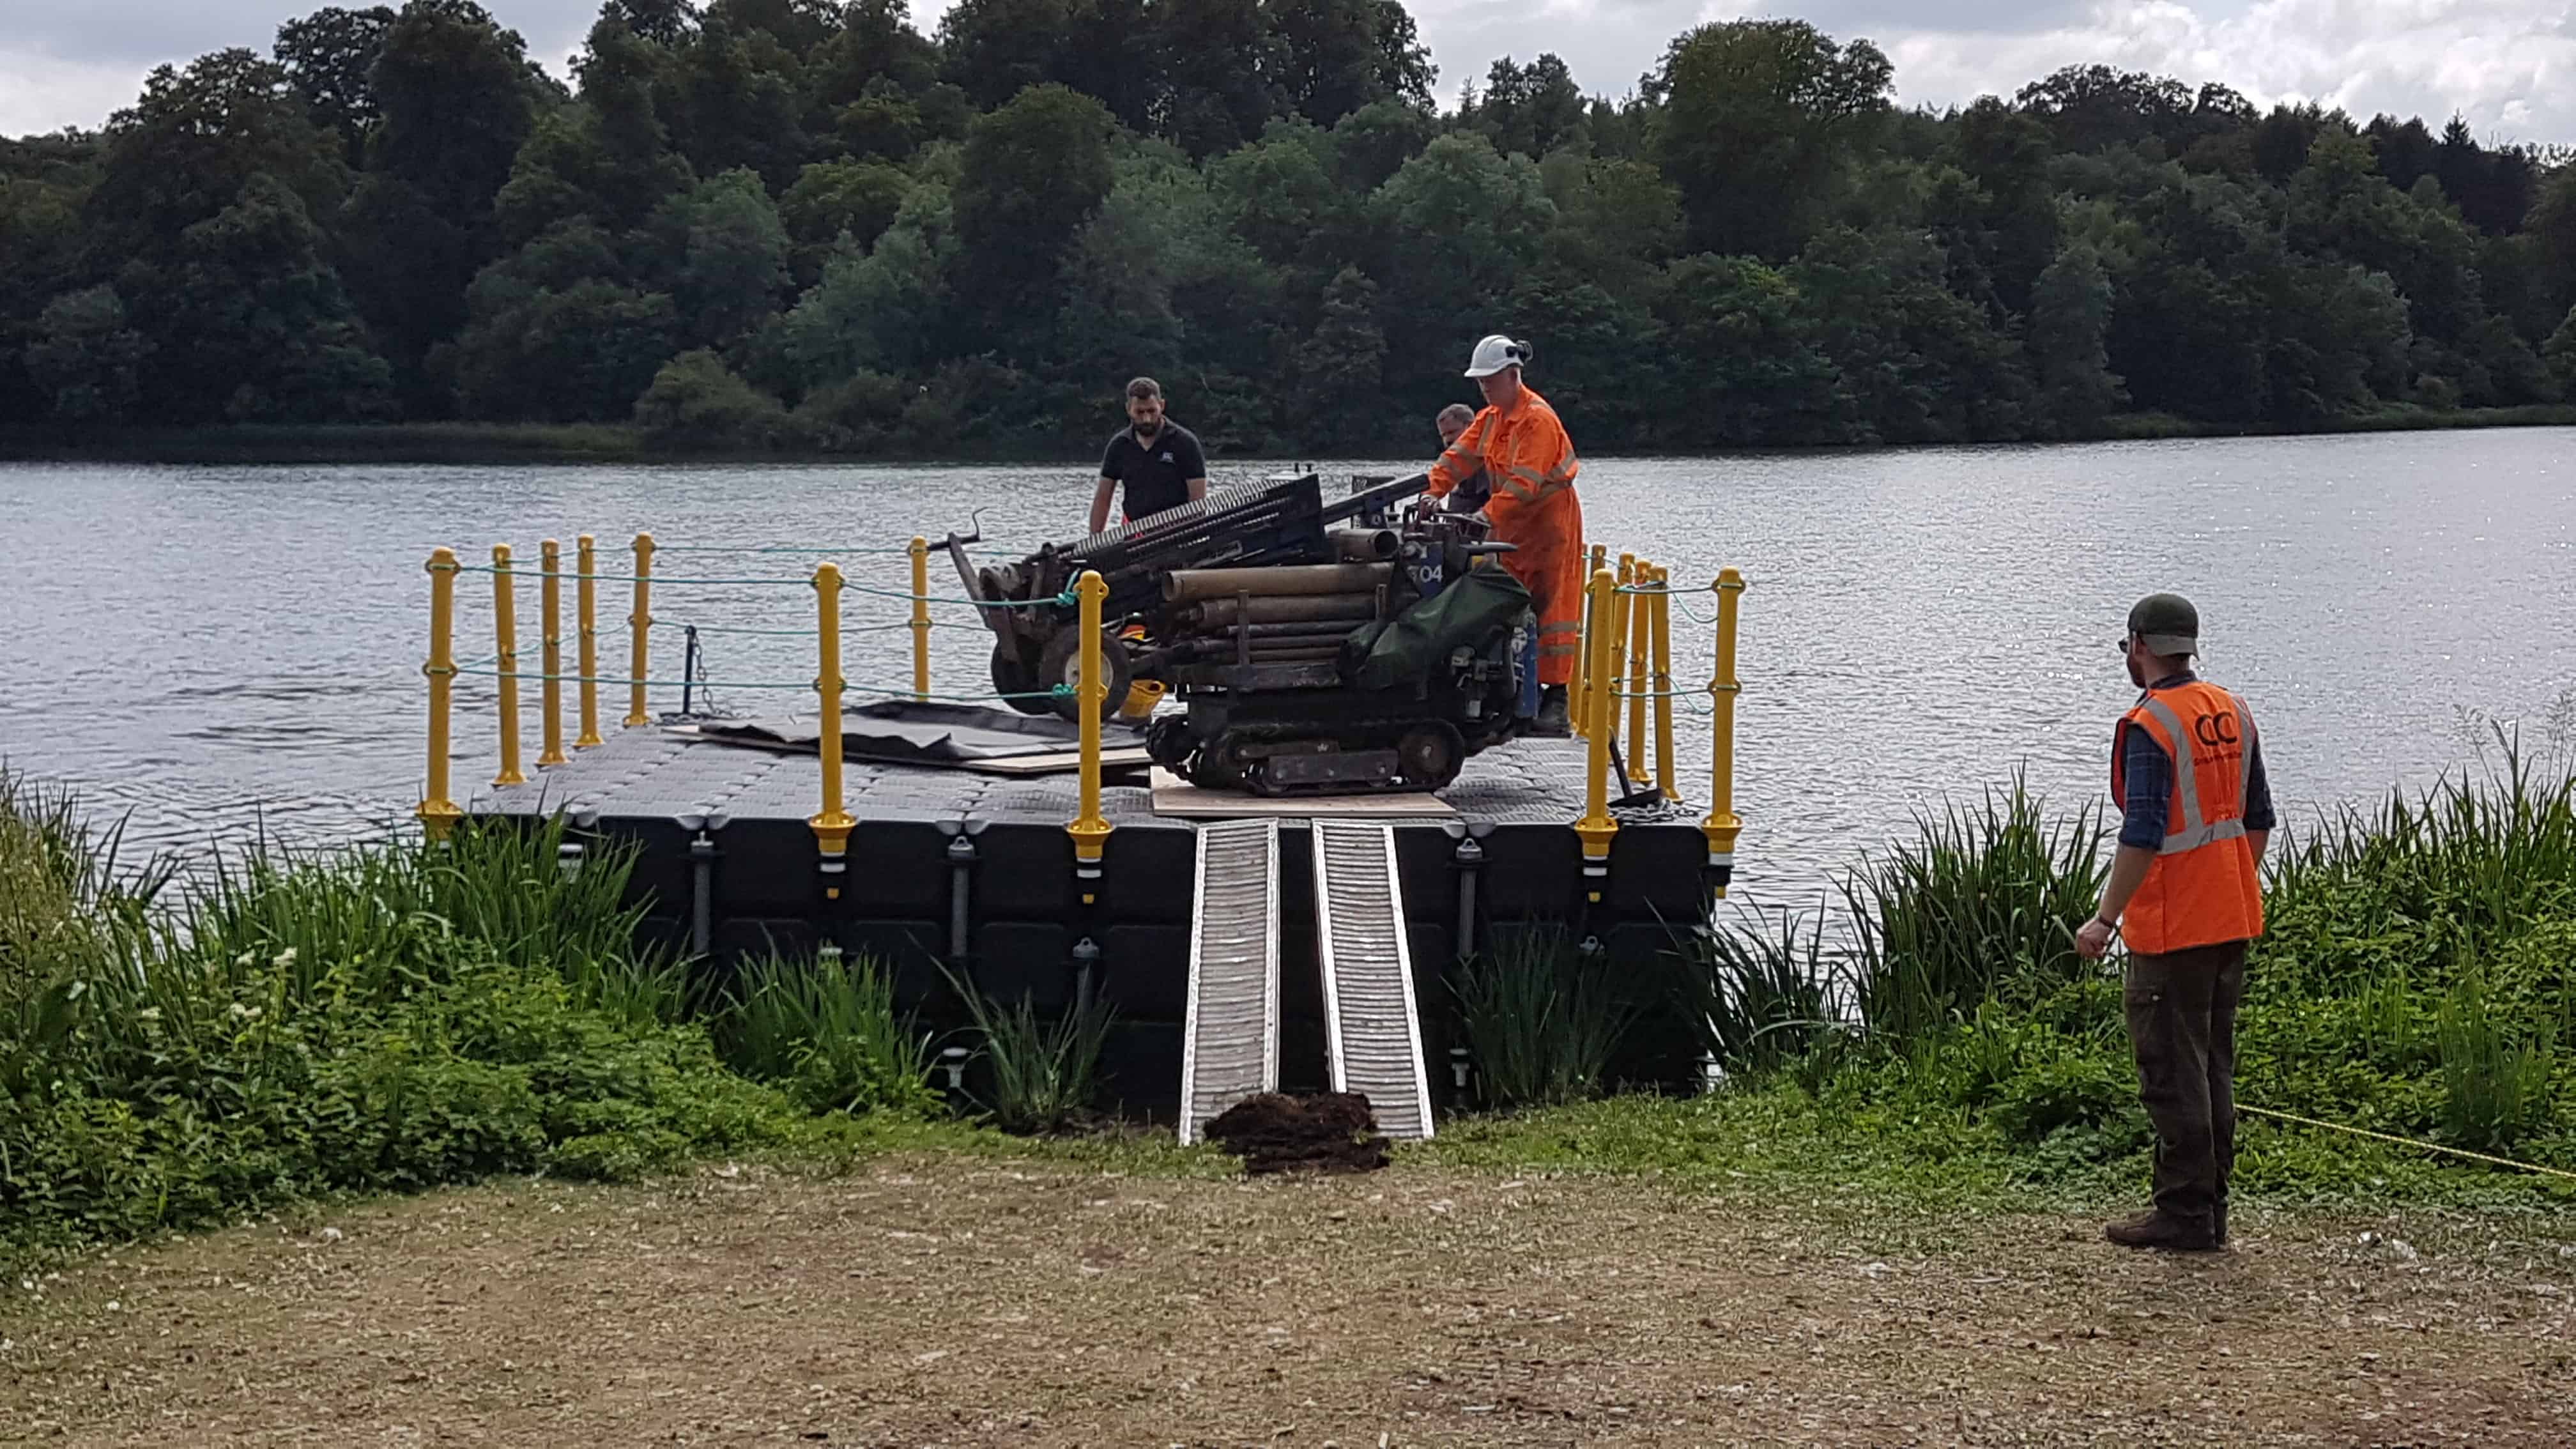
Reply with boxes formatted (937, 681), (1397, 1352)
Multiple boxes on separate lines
(3, 0), (601, 68)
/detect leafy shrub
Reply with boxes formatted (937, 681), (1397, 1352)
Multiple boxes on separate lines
(632, 349), (794, 448)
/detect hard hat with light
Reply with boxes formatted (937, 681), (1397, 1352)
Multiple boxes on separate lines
(1463, 335), (1531, 378)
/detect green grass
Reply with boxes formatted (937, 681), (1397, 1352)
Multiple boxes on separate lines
(940, 964), (1118, 1134)
(1451, 927), (1637, 1108)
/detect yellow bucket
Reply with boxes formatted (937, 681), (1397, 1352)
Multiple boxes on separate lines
(1118, 678), (1165, 720)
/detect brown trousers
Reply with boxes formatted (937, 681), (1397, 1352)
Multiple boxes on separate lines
(2122, 940), (2248, 1227)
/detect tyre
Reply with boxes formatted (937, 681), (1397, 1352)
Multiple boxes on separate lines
(989, 641), (1053, 716)
(1037, 624), (1136, 724)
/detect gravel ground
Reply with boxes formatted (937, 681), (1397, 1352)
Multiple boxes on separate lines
(4, 1160), (2572, 1446)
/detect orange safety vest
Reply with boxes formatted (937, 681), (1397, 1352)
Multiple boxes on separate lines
(2110, 679), (2266, 954)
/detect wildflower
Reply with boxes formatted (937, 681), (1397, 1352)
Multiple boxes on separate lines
(137, 1008), (162, 1024)
(235, 949), (257, 967)
(273, 947), (298, 969)
(227, 1002), (263, 1021)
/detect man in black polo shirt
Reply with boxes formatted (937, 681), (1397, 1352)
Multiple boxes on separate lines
(1089, 376), (1208, 534)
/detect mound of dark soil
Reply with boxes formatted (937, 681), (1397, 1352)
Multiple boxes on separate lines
(1204, 1091), (1390, 1175)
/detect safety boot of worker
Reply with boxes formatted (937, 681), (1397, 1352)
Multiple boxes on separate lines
(2103, 1209), (2219, 1252)
(1531, 685), (1572, 738)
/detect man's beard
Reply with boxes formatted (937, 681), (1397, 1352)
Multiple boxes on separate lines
(1133, 419), (1160, 440)
(2126, 653), (2145, 689)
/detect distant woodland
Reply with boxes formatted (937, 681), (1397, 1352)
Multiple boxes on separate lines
(6, 0), (2576, 453)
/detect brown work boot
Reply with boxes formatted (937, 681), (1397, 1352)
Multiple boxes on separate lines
(2104, 1210), (2220, 1252)
(1531, 686), (1572, 737)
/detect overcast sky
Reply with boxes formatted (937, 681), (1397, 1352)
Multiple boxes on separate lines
(4, 0), (2573, 146)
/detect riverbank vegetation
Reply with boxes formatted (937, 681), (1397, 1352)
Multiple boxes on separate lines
(7, 740), (2570, 1278)
(1437, 762), (2576, 1210)
(7, 4), (2576, 459)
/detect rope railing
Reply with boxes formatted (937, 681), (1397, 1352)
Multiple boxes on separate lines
(417, 525), (1748, 906)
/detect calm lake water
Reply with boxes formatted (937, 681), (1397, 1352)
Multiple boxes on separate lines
(4, 429), (2572, 908)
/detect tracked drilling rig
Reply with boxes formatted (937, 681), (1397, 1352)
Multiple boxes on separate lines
(949, 472), (1533, 795)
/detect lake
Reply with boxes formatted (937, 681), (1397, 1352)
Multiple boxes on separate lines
(4, 429), (2572, 908)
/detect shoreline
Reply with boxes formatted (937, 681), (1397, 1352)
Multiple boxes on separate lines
(6, 403), (2574, 467)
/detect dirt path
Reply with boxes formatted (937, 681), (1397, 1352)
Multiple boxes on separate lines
(4, 1160), (2571, 1446)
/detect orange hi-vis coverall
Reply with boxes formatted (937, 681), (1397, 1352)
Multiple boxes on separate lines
(1426, 387), (1585, 686)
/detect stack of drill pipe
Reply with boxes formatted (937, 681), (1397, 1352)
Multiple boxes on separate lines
(1163, 563), (1392, 602)
(1177, 593), (1379, 628)
(1331, 528), (1400, 562)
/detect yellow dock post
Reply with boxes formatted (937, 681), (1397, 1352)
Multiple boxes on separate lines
(1625, 558), (1652, 790)
(1577, 542), (1607, 737)
(1703, 567), (1746, 896)
(491, 544), (526, 787)
(537, 539), (568, 767)
(418, 548), (464, 842)
(1066, 569), (1112, 900)
(575, 534), (602, 748)
(624, 531), (656, 727)
(908, 535), (932, 703)
(809, 563), (855, 885)
(1603, 553), (1634, 756)
(1651, 565), (1682, 808)
(1573, 568), (1620, 900)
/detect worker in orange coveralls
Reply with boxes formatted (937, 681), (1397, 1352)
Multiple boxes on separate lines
(1425, 334), (1584, 736)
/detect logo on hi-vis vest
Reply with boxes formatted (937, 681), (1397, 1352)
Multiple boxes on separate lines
(2193, 710), (2241, 748)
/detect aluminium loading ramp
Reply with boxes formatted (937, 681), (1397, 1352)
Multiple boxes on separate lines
(1312, 818), (1436, 1140)
(1177, 819), (1281, 1144)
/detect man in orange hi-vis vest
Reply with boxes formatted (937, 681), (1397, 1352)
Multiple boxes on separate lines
(2076, 593), (2276, 1253)
(1426, 335), (1584, 735)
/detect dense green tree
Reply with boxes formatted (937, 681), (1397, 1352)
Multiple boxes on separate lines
(1653, 252), (1843, 445)
(84, 50), (350, 257)
(22, 285), (153, 420)
(1646, 20), (1893, 259)
(1791, 225), (2028, 441)
(2026, 241), (2124, 435)
(339, 0), (544, 408)
(1466, 54), (1584, 159)
(1290, 264), (1386, 441)
(15, 5), (2576, 452)
(121, 172), (393, 422)
(1270, 0), (1435, 127)
(951, 84), (1115, 346)
(274, 6), (398, 160)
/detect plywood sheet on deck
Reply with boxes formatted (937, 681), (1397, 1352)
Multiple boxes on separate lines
(1148, 767), (1457, 818)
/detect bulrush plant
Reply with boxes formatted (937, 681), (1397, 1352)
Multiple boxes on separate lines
(1837, 778), (2109, 1048)
(714, 950), (938, 1116)
(940, 965), (1117, 1134)
(1453, 926), (1637, 1109)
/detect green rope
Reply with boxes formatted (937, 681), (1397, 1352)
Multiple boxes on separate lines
(451, 662), (1072, 704)
(651, 543), (917, 556)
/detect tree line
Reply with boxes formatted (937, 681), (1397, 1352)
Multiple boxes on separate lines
(6, 0), (2576, 454)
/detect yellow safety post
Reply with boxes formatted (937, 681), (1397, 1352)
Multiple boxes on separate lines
(1625, 558), (1652, 790)
(1651, 565), (1682, 809)
(574, 534), (602, 748)
(625, 531), (656, 727)
(1703, 567), (1747, 897)
(908, 535), (932, 703)
(1066, 569), (1112, 900)
(537, 539), (569, 767)
(809, 563), (855, 886)
(1603, 553), (1634, 756)
(1577, 542), (1607, 737)
(491, 544), (526, 787)
(1572, 568), (1620, 900)
(418, 548), (465, 842)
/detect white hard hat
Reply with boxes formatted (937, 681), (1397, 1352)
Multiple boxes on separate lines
(1463, 334), (1530, 378)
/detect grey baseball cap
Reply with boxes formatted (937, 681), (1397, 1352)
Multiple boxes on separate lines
(2127, 592), (2199, 656)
